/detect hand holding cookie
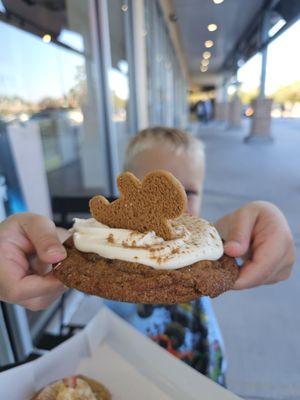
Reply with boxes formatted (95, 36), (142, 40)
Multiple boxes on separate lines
(215, 201), (295, 289)
(0, 213), (67, 310)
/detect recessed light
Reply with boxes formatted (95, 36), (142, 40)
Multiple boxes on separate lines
(208, 24), (218, 32)
(121, 4), (128, 12)
(201, 59), (209, 66)
(213, 0), (224, 4)
(200, 66), (208, 72)
(42, 34), (51, 43)
(203, 51), (211, 59)
(205, 40), (214, 48)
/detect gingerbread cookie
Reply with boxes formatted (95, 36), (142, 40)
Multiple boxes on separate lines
(53, 170), (239, 303)
(89, 170), (187, 240)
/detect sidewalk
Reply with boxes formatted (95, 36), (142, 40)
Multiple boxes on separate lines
(199, 118), (300, 400)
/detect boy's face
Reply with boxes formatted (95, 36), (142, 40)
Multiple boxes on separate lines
(129, 146), (205, 216)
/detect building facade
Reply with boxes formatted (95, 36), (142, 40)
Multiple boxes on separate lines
(0, 0), (188, 367)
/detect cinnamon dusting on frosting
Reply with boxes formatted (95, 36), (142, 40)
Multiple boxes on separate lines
(121, 240), (150, 249)
(107, 234), (114, 244)
(171, 247), (180, 254)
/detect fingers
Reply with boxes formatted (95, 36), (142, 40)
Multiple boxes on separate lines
(233, 260), (272, 290)
(216, 201), (295, 290)
(264, 238), (295, 284)
(10, 272), (66, 302)
(28, 254), (51, 275)
(217, 206), (258, 258)
(19, 292), (64, 311)
(233, 239), (279, 289)
(18, 214), (67, 263)
(0, 213), (68, 307)
(233, 238), (294, 290)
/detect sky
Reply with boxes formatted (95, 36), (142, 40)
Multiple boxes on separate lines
(238, 19), (300, 95)
(0, 14), (300, 103)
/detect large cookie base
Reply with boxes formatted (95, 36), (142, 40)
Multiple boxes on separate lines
(31, 375), (111, 400)
(53, 238), (239, 304)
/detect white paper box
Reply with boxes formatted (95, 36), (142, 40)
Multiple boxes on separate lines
(0, 307), (242, 400)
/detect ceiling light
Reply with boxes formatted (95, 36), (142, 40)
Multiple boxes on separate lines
(205, 40), (214, 48)
(203, 51), (211, 59)
(213, 0), (224, 4)
(121, 4), (128, 12)
(200, 66), (208, 72)
(268, 18), (286, 37)
(208, 24), (218, 32)
(42, 34), (52, 43)
(201, 59), (209, 66)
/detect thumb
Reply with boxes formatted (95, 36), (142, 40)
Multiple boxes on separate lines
(19, 214), (67, 263)
(222, 207), (257, 258)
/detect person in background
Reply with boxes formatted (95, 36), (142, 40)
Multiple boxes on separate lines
(195, 101), (206, 122)
(104, 126), (295, 384)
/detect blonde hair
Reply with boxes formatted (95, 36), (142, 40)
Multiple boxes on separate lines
(124, 126), (205, 170)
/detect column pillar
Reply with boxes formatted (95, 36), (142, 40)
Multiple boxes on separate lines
(246, 97), (273, 140)
(245, 11), (273, 142)
(228, 96), (243, 127)
(214, 79), (229, 122)
(215, 102), (229, 121)
(131, 0), (149, 130)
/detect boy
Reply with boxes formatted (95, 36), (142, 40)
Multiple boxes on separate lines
(106, 126), (226, 384)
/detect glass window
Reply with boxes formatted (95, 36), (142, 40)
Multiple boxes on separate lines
(144, 0), (187, 128)
(0, 0), (111, 354)
(0, 0), (112, 212)
(107, 0), (133, 169)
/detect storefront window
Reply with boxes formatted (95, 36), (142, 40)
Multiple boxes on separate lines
(0, 0), (113, 217)
(0, 0), (111, 356)
(144, 0), (187, 128)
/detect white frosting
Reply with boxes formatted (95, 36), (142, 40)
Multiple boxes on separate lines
(72, 214), (223, 270)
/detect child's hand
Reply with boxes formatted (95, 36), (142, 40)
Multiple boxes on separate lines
(215, 201), (295, 289)
(0, 213), (67, 310)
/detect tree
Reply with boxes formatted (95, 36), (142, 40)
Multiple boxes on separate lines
(239, 89), (259, 105)
(271, 81), (300, 104)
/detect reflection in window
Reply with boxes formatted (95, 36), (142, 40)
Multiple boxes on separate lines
(107, 0), (131, 167)
(109, 68), (129, 122)
(0, 20), (86, 171)
(58, 29), (85, 53)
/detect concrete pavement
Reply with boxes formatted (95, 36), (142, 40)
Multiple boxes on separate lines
(199, 118), (300, 400)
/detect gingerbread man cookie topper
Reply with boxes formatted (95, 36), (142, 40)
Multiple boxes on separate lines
(89, 170), (187, 240)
